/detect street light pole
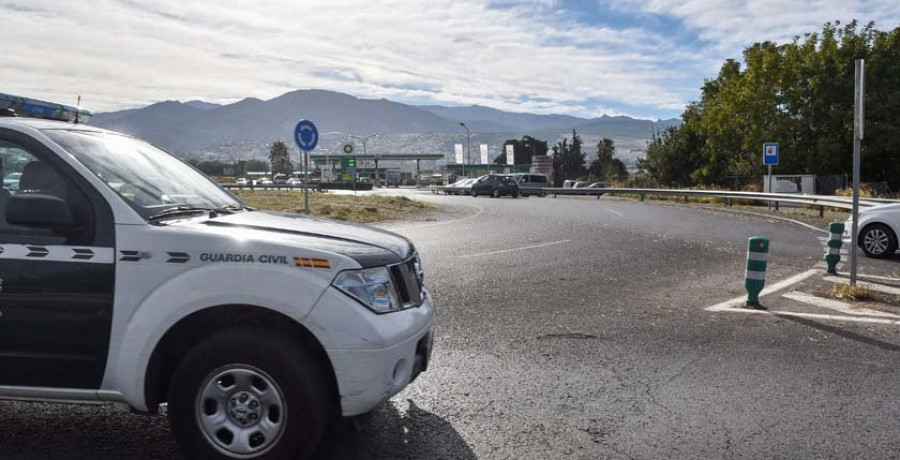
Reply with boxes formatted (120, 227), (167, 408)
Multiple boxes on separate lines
(460, 122), (470, 178)
(349, 133), (380, 186)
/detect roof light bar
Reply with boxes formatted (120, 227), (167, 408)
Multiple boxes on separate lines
(0, 93), (92, 123)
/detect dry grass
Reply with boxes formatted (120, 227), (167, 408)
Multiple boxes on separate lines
(233, 190), (434, 223)
(829, 282), (876, 301)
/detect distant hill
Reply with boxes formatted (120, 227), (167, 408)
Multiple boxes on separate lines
(91, 89), (680, 161)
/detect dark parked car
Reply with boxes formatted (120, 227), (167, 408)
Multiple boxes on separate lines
(472, 174), (519, 198)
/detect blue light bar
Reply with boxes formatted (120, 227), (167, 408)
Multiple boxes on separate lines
(0, 93), (92, 123)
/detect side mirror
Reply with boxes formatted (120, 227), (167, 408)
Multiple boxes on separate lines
(6, 194), (76, 231)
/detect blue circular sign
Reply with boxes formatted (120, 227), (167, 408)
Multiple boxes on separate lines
(294, 119), (318, 151)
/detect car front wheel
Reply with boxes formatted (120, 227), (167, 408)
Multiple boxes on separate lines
(860, 223), (898, 259)
(168, 329), (330, 460)
(492, 189), (500, 198)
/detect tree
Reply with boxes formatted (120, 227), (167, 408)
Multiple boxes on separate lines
(494, 135), (549, 165)
(642, 21), (900, 191)
(269, 141), (293, 175)
(552, 130), (586, 185)
(589, 138), (615, 181)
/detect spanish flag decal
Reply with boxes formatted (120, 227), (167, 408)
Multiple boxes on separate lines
(294, 257), (331, 269)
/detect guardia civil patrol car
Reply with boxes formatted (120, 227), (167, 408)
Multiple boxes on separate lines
(0, 94), (434, 459)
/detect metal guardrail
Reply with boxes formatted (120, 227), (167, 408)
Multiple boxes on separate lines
(432, 186), (900, 214)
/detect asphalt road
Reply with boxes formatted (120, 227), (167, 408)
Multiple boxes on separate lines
(2, 193), (899, 459)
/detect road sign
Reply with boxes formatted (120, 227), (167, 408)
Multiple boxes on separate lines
(454, 144), (463, 164)
(480, 144), (488, 165)
(342, 143), (354, 154)
(505, 144), (514, 166)
(763, 142), (779, 166)
(293, 119), (319, 151)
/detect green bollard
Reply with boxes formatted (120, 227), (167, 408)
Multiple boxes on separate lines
(745, 237), (769, 308)
(824, 222), (845, 275)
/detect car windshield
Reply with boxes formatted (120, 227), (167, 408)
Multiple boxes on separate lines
(43, 129), (240, 219)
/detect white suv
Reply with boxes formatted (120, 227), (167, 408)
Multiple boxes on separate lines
(0, 96), (434, 459)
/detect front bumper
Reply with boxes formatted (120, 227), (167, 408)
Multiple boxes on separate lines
(305, 287), (434, 416)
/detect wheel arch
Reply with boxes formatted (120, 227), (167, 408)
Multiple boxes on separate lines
(858, 220), (899, 248)
(143, 304), (339, 415)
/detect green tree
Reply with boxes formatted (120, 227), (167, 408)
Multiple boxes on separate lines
(644, 20), (900, 191)
(495, 135), (549, 165)
(589, 138), (615, 180)
(552, 130), (586, 184)
(268, 141), (293, 175)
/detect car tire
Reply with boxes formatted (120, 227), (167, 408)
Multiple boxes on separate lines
(492, 189), (500, 198)
(168, 328), (330, 460)
(860, 223), (898, 259)
(512, 193), (519, 198)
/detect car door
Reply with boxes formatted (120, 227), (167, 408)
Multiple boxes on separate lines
(0, 129), (116, 389)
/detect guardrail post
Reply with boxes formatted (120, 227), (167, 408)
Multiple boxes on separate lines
(640, 193), (645, 202)
(824, 222), (844, 275)
(727, 198), (733, 207)
(774, 201), (779, 211)
(819, 206), (824, 218)
(745, 237), (769, 309)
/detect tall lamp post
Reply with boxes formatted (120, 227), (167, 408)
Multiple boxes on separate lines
(349, 133), (380, 185)
(459, 122), (470, 178)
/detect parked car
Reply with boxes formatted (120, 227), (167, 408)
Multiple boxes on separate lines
(286, 177), (302, 186)
(509, 173), (548, 197)
(235, 177), (249, 186)
(847, 203), (900, 258)
(573, 181), (590, 188)
(445, 178), (476, 195)
(471, 174), (519, 198)
(273, 173), (288, 185)
(259, 177), (273, 186)
(563, 180), (577, 188)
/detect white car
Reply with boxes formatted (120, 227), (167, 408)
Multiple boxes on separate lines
(847, 203), (900, 258)
(0, 94), (434, 459)
(235, 177), (249, 186)
(286, 177), (302, 186)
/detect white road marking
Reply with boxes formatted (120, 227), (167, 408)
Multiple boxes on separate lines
(603, 208), (624, 217)
(835, 271), (900, 283)
(705, 269), (820, 311)
(824, 276), (900, 296)
(782, 291), (900, 318)
(459, 239), (571, 258)
(711, 307), (900, 325)
(694, 205), (829, 233)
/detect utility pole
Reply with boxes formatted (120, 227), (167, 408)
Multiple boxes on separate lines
(850, 59), (865, 286)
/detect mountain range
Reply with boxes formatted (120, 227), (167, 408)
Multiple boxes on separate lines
(91, 89), (681, 162)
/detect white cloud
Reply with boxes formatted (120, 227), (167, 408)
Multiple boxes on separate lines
(1, 0), (897, 117)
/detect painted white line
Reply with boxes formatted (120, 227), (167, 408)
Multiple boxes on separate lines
(782, 291), (900, 318)
(711, 307), (900, 325)
(705, 269), (819, 311)
(459, 239), (571, 258)
(824, 276), (900, 296)
(603, 208), (624, 217)
(836, 271), (900, 283)
(692, 205), (829, 234)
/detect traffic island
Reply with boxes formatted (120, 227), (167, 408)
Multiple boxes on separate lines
(234, 190), (436, 223)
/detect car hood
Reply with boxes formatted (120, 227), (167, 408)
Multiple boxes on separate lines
(199, 211), (413, 268)
(861, 203), (900, 215)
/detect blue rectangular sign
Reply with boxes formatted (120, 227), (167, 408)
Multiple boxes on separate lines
(763, 142), (779, 166)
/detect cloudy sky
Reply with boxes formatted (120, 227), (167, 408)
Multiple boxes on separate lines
(3, 0), (899, 119)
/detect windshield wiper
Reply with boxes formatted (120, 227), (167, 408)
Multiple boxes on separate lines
(216, 204), (255, 213)
(148, 205), (219, 221)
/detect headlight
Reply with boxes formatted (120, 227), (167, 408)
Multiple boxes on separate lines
(333, 267), (401, 314)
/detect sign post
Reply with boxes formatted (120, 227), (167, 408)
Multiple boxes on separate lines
(293, 119), (319, 215)
(763, 142), (779, 209)
(850, 59), (865, 286)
